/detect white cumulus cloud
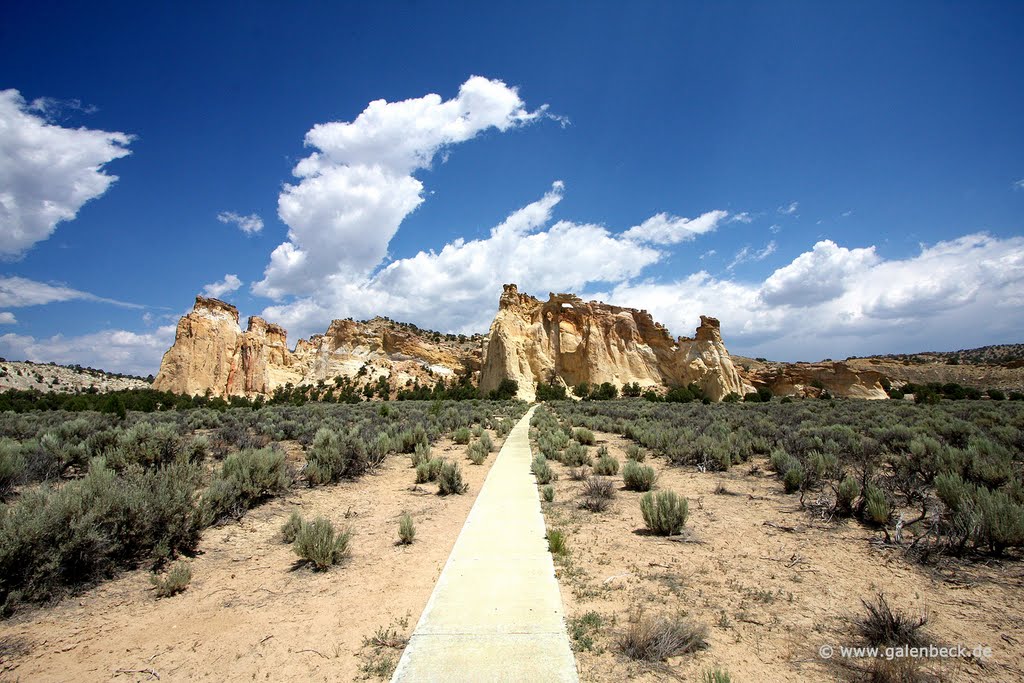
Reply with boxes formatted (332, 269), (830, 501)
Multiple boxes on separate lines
(606, 233), (1024, 360)
(0, 89), (133, 258)
(254, 76), (549, 300)
(0, 312), (15, 324)
(0, 325), (176, 377)
(778, 201), (799, 215)
(217, 211), (263, 234)
(260, 182), (669, 335)
(202, 274), (243, 299)
(760, 240), (879, 307)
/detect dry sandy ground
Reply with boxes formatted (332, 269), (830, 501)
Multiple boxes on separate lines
(540, 431), (1024, 682)
(0, 434), (504, 683)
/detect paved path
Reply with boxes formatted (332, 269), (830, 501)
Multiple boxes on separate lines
(391, 405), (578, 682)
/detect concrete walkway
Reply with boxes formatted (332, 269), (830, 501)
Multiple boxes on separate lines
(391, 405), (578, 682)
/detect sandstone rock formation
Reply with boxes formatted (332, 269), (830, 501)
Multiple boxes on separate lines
(734, 358), (890, 400)
(154, 297), (480, 398)
(478, 284), (750, 402)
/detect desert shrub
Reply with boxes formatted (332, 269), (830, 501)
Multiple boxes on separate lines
(569, 611), (603, 651)
(471, 424), (485, 438)
(437, 461), (467, 495)
(281, 510), (305, 543)
(494, 418), (513, 437)
(541, 485), (555, 502)
(410, 441), (430, 468)
(640, 490), (688, 535)
(0, 439), (26, 499)
(623, 460), (657, 491)
(568, 466), (589, 481)
(305, 428), (369, 484)
(415, 457), (445, 484)
(204, 447), (290, 523)
(593, 452), (620, 476)
(478, 432), (494, 453)
(624, 443), (643, 461)
(867, 656), (928, 683)
(581, 476), (616, 512)
(855, 594), (928, 648)
(836, 476), (859, 515)
(973, 487), (1024, 553)
(0, 458), (204, 609)
(453, 427), (471, 445)
(617, 610), (708, 661)
(563, 440), (591, 467)
(398, 513), (415, 545)
(768, 449), (793, 474)
(547, 529), (567, 555)
(111, 422), (191, 470)
(531, 454), (554, 484)
(151, 561), (192, 598)
(467, 441), (488, 465)
(293, 517), (351, 570)
(428, 458), (444, 481)
(702, 669), (731, 683)
(574, 428), (596, 445)
(783, 462), (805, 493)
(862, 484), (891, 525)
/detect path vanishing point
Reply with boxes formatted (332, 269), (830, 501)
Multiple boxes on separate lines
(391, 405), (579, 682)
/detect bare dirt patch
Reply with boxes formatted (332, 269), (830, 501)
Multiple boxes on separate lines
(0, 436), (502, 682)
(541, 431), (1024, 682)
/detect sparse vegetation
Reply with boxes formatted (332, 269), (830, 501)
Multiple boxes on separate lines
(281, 510), (305, 543)
(617, 610), (708, 661)
(397, 513), (415, 545)
(532, 454), (554, 484)
(622, 460), (657, 491)
(151, 561), (192, 598)
(640, 490), (688, 535)
(855, 594), (929, 648)
(437, 460), (467, 495)
(580, 476), (616, 512)
(593, 450), (619, 476)
(541, 484), (555, 502)
(293, 517), (351, 570)
(568, 611), (603, 652)
(547, 528), (567, 556)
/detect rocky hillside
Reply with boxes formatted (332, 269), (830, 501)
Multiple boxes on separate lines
(733, 358), (889, 399)
(479, 284), (751, 402)
(734, 352), (1024, 397)
(153, 296), (483, 399)
(849, 344), (1024, 367)
(0, 360), (151, 394)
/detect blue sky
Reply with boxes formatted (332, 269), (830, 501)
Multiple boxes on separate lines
(1, 2), (1023, 375)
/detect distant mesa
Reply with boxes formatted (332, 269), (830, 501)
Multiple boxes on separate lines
(149, 287), (1019, 402)
(478, 284), (751, 401)
(152, 295), (481, 399)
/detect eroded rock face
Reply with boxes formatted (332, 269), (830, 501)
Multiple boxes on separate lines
(478, 284), (749, 401)
(153, 297), (480, 398)
(735, 359), (890, 399)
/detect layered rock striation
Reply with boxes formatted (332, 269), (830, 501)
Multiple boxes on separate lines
(153, 297), (480, 398)
(735, 359), (890, 400)
(478, 284), (750, 402)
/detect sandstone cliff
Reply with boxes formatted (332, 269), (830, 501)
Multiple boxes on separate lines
(153, 297), (481, 398)
(734, 358), (890, 399)
(478, 284), (750, 402)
